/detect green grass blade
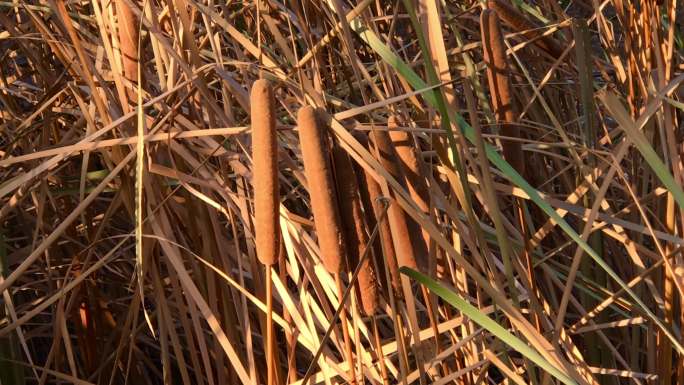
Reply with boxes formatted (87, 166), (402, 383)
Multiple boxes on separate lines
(400, 267), (578, 385)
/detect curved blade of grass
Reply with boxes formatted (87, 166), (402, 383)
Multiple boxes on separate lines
(351, 20), (684, 354)
(134, 6), (154, 338)
(400, 267), (578, 385)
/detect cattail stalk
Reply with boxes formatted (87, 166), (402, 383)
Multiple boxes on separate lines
(481, 11), (543, 347)
(481, 9), (525, 304)
(387, 118), (430, 213)
(386, 118), (443, 366)
(252, 80), (280, 267)
(370, 127), (430, 382)
(364, 174), (402, 293)
(251, 79), (280, 385)
(297, 106), (356, 384)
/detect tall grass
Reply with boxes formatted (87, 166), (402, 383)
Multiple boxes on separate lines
(0, 0), (683, 384)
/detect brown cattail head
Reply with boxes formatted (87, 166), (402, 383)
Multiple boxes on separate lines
(481, 9), (525, 175)
(116, 0), (139, 100)
(388, 117), (430, 214)
(298, 106), (346, 274)
(353, 131), (401, 297)
(332, 143), (379, 315)
(388, 117), (433, 264)
(251, 79), (280, 266)
(370, 128), (428, 272)
(486, 0), (563, 58)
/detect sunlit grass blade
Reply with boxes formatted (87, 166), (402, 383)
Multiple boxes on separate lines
(400, 267), (578, 385)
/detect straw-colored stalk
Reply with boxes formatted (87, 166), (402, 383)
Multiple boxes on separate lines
(297, 106), (345, 274)
(487, 0), (562, 58)
(251, 79), (280, 385)
(332, 144), (379, 315)
(481, 9), (524, 175)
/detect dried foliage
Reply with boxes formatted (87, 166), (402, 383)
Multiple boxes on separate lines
(1, 0), (684, 384)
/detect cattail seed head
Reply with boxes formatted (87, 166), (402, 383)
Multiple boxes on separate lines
(116, 0), (139, 100)
(370, 128), (428, 272)
(486, 0), (562, 58)
(353, 132), (401, 296)
(481, 9), (525, 175)
(332, 144), (378, 315)
(251, 79), (280, 266)
(388, 117), (430, 214)
(298, 106), (346, 274)
(388, 117), (432, 256)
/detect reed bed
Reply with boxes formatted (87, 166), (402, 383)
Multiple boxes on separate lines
(1, 1), (684, 384)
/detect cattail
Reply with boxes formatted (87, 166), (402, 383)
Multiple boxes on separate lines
(369, 128), (428, 272)
(388, 119), (429, 212)
(332, 144), (379, 315)
(363, 165), (402, 295)
(388, 117), (431, 247)
(353, 132), (402, 296)
(487, 0), (562, 58)
(481, 9), (525, 175)
(251, 80), (281, 266)
(251, 79), (280, 385)
(298, 106), (346, 274)
(116, 0), (139, 100)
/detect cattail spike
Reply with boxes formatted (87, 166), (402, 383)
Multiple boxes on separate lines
(481, 9), (525, 175)
(251, 79), (280, 266)
(353, 132), (402, 296)
(116, 0), (139, 102)
(370, 128), (428, 272)
(388, 117), (432, 251)
(486, 0), (563, 58)
(298, 106), (345, 274)
(332, 144), (379, 315)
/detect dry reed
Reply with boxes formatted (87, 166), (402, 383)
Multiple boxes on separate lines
(3, 1), (680, 384)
